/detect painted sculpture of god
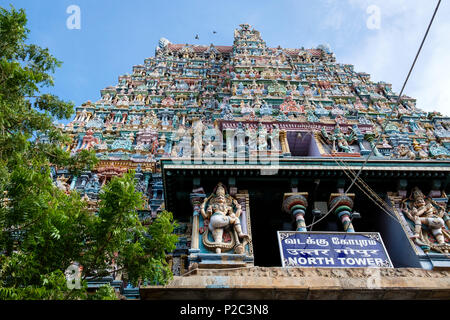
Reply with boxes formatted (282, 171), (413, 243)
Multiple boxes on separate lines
(401, 187), (449, 253)
(200, 183), (249, 254)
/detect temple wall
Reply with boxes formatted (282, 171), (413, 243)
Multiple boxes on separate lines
(140, 267), (450, 300)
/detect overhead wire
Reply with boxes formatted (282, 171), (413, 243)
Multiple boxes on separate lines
(333, 158), (400, 224)
(343, 0), (442, 194)
(305, 0), (442, 229)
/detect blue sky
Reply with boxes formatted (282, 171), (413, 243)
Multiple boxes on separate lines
(5, 0), (449, 117)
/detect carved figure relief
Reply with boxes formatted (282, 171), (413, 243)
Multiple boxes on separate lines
(200, 183), (249, 254)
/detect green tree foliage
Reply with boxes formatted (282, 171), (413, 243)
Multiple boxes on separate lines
(0, 6), (178, 299)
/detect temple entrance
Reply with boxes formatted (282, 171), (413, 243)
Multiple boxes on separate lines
(246, 179), (290, 267)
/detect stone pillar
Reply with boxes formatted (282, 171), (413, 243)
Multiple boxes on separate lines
(429, 180), (442, 198)
(365, 135), (383, 157)
(280, 130), (291, 156)
(225, 128), (235, 163)
(80, 173), (89, 188)
(157, 134), (166, 155)
(282, 193), (308, 231)
(190, 188), (206, 252)
(235, 127), (246, 160)
(329, 193), (355, 232)
(397, 179), (408, 198)
(166, 135), (173, 155)
(70, 176), (78, 190)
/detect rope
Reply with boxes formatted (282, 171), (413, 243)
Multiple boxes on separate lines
(333, 157), (400, 224)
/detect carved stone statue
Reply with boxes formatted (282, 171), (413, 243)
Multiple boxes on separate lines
(56, 175), (70, 193)
(321, 124), (356, 153)
(269, 124), (280, 152)
(401, 187), (449, 253)
(200, 183), (248, 254)
(246, 125), (258, 152)
(395, 144), (416, 160)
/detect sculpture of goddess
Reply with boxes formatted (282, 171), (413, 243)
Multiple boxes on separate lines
(259, 101), (273, 116)
(102, 93), (111, 102)
(321, 124), (356, 153)
(412, 139), (428, 159)
(253, 96), (262, 111)
(269, 124), (280, 152)
(171, 142), (180, 157)
(429, 141), (450, 159)
(240, 101), (253, 115)
(203, 141), (215, 157)
(193, 121), (204, 156)
(80, 129), (99, 150)
(150, 137), (159, 154)
(257, 123), (268, 151)
(402, 187), (449, 253)
(200, 183), (248, 254)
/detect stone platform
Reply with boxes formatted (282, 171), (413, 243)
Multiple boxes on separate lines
(140, 267), (450, 300)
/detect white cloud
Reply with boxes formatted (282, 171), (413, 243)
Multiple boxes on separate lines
(341, 0), (450, 115)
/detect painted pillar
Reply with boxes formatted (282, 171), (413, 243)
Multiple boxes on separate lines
(166, 134), (173, 155)
(70, 176), (78, 190)
(76, 135), (84, 150)
(225, 128), (235, 162)
(329, 193), (355, 232)
(280, 130), (291, 156)
(235, 127), (246, 159)
(190, 189), (206, 251)
(282, 193), (308, 231)
(80, 174), (89, 188)
(444, 214), (450, 230)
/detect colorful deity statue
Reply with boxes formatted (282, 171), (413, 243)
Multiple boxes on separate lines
(111, 132), (134, 151)
(220, 99), (234, 120)
(161, 95), (175, 107)
(200, 183), (248, 254)
(279, 95), (303, 114)
(269, 124), (280, 152)
(321, 124), (356, 153)
(401, 187), (449, 253)
(257, 123), (268, 151)
(313, 102), (329, 118)
(429, 141), (450, 159)
(412, 139), (429, 159)
(306, 108), (319, 122)
(240, 100), (253, 115)
(192, 120), (204, 156)
(85, 174), (101, 194)
(267, 80), (286, 97)
(395, 144), (416, 160)
(80, 129), (99, 151)
(259, 101), (273, 116)
(246, 125), (258, 152)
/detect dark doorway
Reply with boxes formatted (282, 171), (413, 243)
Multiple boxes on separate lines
(246, 181), (290, 267)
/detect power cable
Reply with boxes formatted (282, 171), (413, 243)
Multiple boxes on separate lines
(344, 0), (442, 194)
(305, 0), (441, 228)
